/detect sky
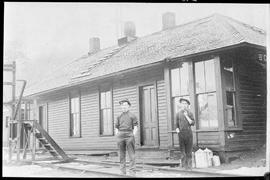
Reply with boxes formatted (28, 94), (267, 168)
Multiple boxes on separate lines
(3, 3), (269, 87)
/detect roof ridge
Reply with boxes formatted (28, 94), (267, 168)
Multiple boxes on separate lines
(134, 13), (218, 40)
(216, 13), (266, 34)
(214, 14), (246, 43)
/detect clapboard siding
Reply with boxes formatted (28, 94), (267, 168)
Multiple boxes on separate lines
(47, 96), (69, 147)
(157, 80), (168, 148)
(225, 51), (266, 150)
(44, 65), (167, 150)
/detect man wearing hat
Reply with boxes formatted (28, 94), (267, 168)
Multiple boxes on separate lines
(175, 98), (195, 170)
(115, 98), (138, 176)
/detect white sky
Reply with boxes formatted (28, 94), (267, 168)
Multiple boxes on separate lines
(3, 3), (269, 85)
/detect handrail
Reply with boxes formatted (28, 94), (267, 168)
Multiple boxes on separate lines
(33, 121), (70, 161)
(12, 80), (26, 120)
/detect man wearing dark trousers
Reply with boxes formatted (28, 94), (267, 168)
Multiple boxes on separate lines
(175, 98), (195, 170)
(115, 99), (138, 176)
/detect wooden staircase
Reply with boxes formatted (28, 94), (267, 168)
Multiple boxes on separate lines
(31, 121), (71, 162)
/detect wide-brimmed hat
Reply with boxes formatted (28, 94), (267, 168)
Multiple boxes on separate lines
(179, 98), (190, 105)
(119, 98), (131, 106)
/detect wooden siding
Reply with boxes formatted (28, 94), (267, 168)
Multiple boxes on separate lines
(156, 80), (168, 148)
(42, 65), (167, 151)
(225, 49), (266, 151)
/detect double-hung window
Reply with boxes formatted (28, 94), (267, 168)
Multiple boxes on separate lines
(70, 94), (81, 137)
(99, 87), (113, 136)
(222, 58), (237, 127)
(195, 59), (218, 129)
(170, 62), (190, 128)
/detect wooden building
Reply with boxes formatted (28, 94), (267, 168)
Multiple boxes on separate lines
(24, 13), (266, 160)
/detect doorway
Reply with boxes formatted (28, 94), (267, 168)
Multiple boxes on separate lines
(139, 84), (158, 147)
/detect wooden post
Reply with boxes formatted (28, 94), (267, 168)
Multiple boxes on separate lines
(164, 63), (173, 148)
(31, 121), (36, 161)
(32, 99), (38, 161)
(188, 61), (197, 146)
(9, 61), (16, 161)
(214, 56), (226, 148)
(16, 104), (22, 161)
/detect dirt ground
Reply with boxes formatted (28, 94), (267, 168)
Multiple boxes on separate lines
(2, 144), (268, 177)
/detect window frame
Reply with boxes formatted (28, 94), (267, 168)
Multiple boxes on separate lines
(99, 85), (114, 136)
(69, 91), (81, 138)
(170, 62), (191, 130)
(194, 59), (219, 130)
(221, 58), (241, 130)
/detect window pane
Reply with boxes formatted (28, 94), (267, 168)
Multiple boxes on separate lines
(226, 91), (236, 127)
(100, 92), (106, 109)
(76, 114), (80, 135)
(107, 109), (113, 134)
(198, 93), (218, 128)
(71, 97), (79, 113)
(171, 68), (180, 97)
(195, 61), (205, 93)
(70, 115), (74, 136)
(180, 63), (189, 95)
(100, 110), (104, 134)
(172, 96), (190, 129)
(223, 59), (234, 91)
(198, 94), (209, 128)
(106, 91), (111, 108)
(205, 60), (216, 92)
(207, 93), (218, 127)
(101, 109), (112, 135)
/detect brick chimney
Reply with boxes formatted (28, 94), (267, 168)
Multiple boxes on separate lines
(89, 37), (100, 54)
(162, 12), (176, 30)
(118, 21), (137, 46)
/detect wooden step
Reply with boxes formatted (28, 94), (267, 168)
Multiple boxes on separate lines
(38, 138), (46, 141)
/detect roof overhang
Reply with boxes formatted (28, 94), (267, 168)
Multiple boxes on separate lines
(25, 42), (266, 99)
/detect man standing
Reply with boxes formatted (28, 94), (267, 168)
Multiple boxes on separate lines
(115, 99), (138, 176)
(175, 98), (195, 170)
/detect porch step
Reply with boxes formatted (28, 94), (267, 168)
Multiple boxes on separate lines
(136, 149), (169, 159)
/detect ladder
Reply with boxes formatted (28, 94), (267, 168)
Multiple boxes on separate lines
(32, 121), (70, 161)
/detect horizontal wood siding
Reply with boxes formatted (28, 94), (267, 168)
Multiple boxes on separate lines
(47, 94), (69, 148)
(225, 51), (266, 151)
(113, 85), (139, 144)
(157, 80), (168, 149)
(44, 65), (166, 151)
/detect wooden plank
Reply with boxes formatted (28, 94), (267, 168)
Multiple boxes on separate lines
(188, 61), (197, 146)
(164, 64), (173, 148)
(34, 121), (69, 160)
(214, 56), (226, 147)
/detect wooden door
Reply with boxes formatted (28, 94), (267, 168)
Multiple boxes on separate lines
(140, 84), (158, 146)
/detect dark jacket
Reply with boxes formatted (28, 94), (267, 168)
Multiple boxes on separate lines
(176, 109), (195, 131)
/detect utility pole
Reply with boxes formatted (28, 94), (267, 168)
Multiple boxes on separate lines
(3, 61), (16, 162)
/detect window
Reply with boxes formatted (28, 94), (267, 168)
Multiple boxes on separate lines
(100, 88), (113, 135)
(70, 94), (81, 137)
(222, 59), (237, 127)
(195, 60), (218, 129)
(171, 63), (190, 128)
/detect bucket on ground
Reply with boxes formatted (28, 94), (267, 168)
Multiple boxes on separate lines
(204, 148), (213, 167)
(212, 155), (221, 166)
(194, 148), (208, 168)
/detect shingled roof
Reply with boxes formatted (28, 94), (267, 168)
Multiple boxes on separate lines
(25, 13), (266, 97)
